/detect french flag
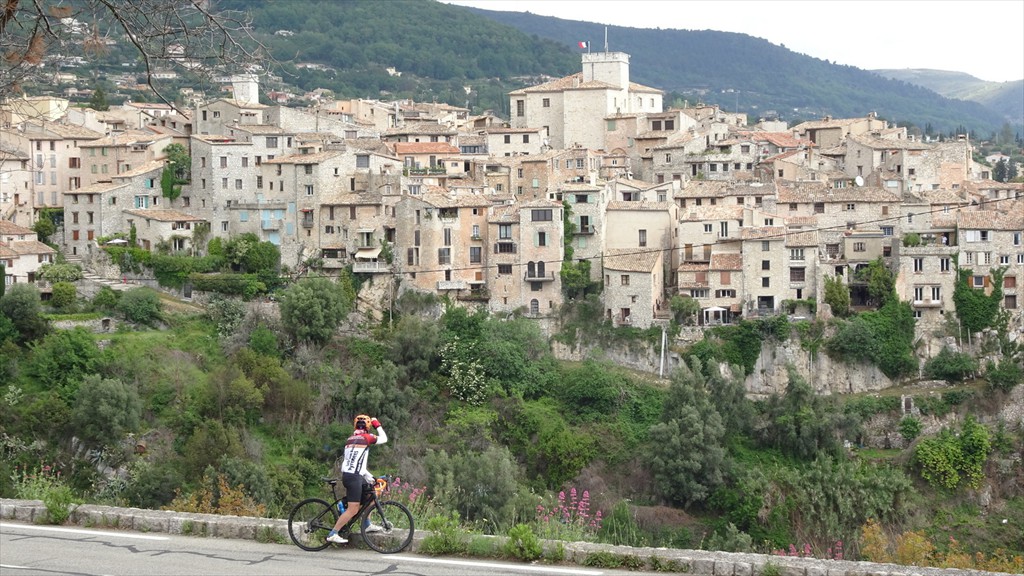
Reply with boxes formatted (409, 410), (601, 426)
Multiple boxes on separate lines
(578, 41), (588, 49)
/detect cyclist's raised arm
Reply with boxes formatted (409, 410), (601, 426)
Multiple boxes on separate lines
(371, 417), (387, 446)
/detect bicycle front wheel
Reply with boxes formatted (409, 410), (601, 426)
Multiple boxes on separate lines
(287, 498), (336, 551)
(361, 500), (414, 554)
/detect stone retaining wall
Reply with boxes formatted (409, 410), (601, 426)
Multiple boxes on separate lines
(1, 499), (1010, 575)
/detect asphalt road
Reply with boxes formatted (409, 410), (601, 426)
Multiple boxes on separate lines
(0, 522), (650, 576)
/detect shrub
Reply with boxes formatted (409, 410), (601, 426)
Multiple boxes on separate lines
(49, 282), (77, 310)
(419, 512), (469, 556)
(91, 286), (120, 311)
(986, 359), (1022, 392)
(898, 417), (922, 442)
(116, 288), (162, 325)
(923, 348), (977, 382)
(503, 524), (543, 561)
(13, 463), (75, 524)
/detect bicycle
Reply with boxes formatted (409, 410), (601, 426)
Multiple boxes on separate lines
(287, 475), (415, 554)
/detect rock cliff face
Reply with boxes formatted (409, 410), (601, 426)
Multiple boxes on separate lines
(744, 340), (894, 398)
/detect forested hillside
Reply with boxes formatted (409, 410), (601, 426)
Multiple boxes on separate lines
(872, 69), (1024, 127)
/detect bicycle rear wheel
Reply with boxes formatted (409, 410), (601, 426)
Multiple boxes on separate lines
(287, 498), (336, 551)
(361, 500), (414, 554)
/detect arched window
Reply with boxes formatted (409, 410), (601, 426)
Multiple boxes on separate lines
(537, 261), (545, 277)
(530, 299), (540, 315)
(527, 261), (536, 277)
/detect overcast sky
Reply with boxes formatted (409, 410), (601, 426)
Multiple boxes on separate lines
(442, 0), (1024, 83)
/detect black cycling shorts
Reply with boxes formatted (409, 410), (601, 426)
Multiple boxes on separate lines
(342, 472), (365, 505)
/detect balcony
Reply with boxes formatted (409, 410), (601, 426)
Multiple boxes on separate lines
(493, 241), (517, 254)
(574, 225), (597, 235)
(437, 280), (468, 290)
(912, 299), (943, 308)
(524, 270), (556, 282)
(352, 260), (391, 274)
(301, 220), (314, 229)
(260, 219), (281, 230)
(403, 167), (446, 176)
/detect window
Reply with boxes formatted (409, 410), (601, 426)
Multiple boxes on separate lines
(973, 275), (985, 288)
(522, 135), (530, 143)
(1000, 255), (1010, 264)
(790, 268), (805, 282)
(503, 135), (511, 144)
(1013, 232), (1021, 246)
(221, 178), (228, 189)
(940, 257), (951, 272)
(235, 179), (243, 190)
(469, 246), (481, 263)
(853, 242), (865, 252)
(762, 241), (770, 251)
(305, 185), (314, 196)
(1004, 276), (1016, 289)
(913, 258), (924, 272)
(220, 156), (228, 168)
(438, 248), (451, 265)
(691, 289), (709, 298)
(499, 224), (512, 239)
(790, 248), (804, 260)
(704, 224), (713, 233)
(719, 221), (729, 238)
(537, 231), (548, 247)
(665, 154), (671, 163)
(914, 286), (924, 302)
(762, 277), (770, 287)
(542, 98), (550, 108)
(716, 289), (736, 298)
(266, 137), (278, 148)
(789, 203), (798, 211)
(356, 155), (370, 168)
(242, 157), (249, 167)
(814, 202), (825, 214)
(931, 286), (941, 301)
(516, 100), (524, 117)
(762, 260), (771, 271)
(304, 164), (313, 175)
(845, 203), (855, 211)
(531, 209), (553, 221)
(639, 229), (647, 247)
(517, 168), (523, 178)
(257, 176), (263, 188)
(498, 264), (512, 275)
(907, 212), (914, 223)
(531, 178), (539, 188)
(882, 226), (894, 236)
(620, 275), (630, 286)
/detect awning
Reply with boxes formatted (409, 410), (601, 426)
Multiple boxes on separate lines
(703, 306), (727, 313)
(729, 304), (742, 313)
(355, 247), (382, 259)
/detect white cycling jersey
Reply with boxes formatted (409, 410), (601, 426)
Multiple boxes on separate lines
(339, 426), (387, 483)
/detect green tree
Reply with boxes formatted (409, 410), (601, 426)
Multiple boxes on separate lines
(91, 286), (120, 311)
(858, 258), (895, 307)
(647, 357), (728, 506)
(0, 283), (49, 343)
(0, 263), (5, 298)
(560, 259), (596, 299)
(425, 446), (521, 529)
(823, 274), (850, 317)
(25, 327), (101, 399)
(670, 295), (700, 326)
(278, 276), (352, 345)
(71, 374), (141, 447)
(49, 282), (77, 310)
(116, 288), (163, 325)
(164, 143), (191, 181)
(952, 265), (1005, 334)
(160, 165), (182, 201)
(31, 216), (56, 245)
(88, 87), (109, 111)
(758, 368), (853, 460)
(993, 159), (1008, 182)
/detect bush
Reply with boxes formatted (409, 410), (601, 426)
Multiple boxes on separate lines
(986, 360), (1022, 392)
(923, 348), (977, 382)
(503, 524), (543, 561)
(898, 417), (922, 442)
(116, 288), (162, 325)
(91, 286), (120, 311)
(13, 463), (76, 524)
(49, 282), (77, 310)
(419, 512), (470, 555)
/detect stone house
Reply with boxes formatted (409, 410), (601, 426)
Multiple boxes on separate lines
(78, 130), (172, 188)
(194, 98), (267, 136)
(0, 220), (55, 284)
(481, 127), (546, 157)
(395, 189), (497, 301)
(678, 204), (746, 265)
(2, 121), (102, 218)
(383, 121), (457, 145)
(784, 230), (819, 305)
(122, 208), (207, 254)
(791, 113), (887, 149)
(509, 51), (663, 150)
(393, 142), (460, 172)
(604, 198), (678, 299)
(561, 181), (607, 283)
(0, 149), (32, 225)
(739, 226), (788, 314)
(602, 248), (664, 328)
(956, 209), (1024, 313)
(706, 252), (742, 324)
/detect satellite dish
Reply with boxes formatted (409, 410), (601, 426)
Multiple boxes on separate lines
(854, 176), (864, 187)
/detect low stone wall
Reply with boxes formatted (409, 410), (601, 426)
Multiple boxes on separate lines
(0, 499), (1009, 575)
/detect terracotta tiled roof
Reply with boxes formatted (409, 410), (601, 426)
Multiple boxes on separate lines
(24, 122), (102, 139)
(677, 262), (709, 272)
(683, 205), (744, 221)
(418, 190), (495, 208)
(264, 151), (343, 164)
(7, 240), (54, 255)
(385, 122), (456, 136)
(777, 182), (900, 203)
(785, 230), (818, 247)
(79, 130), (165, 148)
(957, 210), (1024, 230)
(123, 209), (204, 222)
(709, 253), (742, 270)
(0, 221), (34, 236)
(606, 200), (674, 211)
(63, 182), (125, 195)
(488, 204), (520, 223)
(740, 226), (786, 240)
(604, 248), (661, 273)
(0, 245), (17, 258)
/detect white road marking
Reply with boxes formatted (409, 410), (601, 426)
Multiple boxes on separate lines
(0, 523), (170, 540)
(395, 555), (605, 575)
(0, 565), (30, 569)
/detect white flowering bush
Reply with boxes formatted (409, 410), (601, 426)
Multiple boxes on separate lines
(439, 337), (488, 405)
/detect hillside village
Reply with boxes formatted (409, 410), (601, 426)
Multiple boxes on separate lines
(2, 50), (1023, 344)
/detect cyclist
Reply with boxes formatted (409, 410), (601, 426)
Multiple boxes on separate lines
(326, 414), (387, 544)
